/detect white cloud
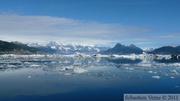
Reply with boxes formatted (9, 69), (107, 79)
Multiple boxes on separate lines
(0, 13), (153, 45)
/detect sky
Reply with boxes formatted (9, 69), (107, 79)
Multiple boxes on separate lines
(0, 0), (179, 48)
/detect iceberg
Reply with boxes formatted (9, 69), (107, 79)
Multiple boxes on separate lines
(74, 67), (88, 74)
(27, 76), (32, 78)
(148, 71), (153, 74)
(151, 76), (160, 79)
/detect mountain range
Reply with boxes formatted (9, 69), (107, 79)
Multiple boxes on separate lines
(27, 41), (109, 54)
(0, 40), (179, 55)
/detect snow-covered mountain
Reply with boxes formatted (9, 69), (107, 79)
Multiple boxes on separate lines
(27, 41), (109, 54)
(143, 47), (154, 52)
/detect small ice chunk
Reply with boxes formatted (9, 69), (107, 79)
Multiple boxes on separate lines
(30, 64), (39, 67)
(175, 86), (179, 88)
(59, 66), (73, 71)
(27, 76), (31, 78)
(125, 67), (135, 71)
(129, 68), (135, 71)
(65, 66), (73, 70)
(170, 70), (177, 73)
(7, 65), (17, 68)
(153, 72), (157, 74)
(64, 60), (70, 63)
(170, 63), (180, 67)
(123, 64), (130, 66)
(148, 71), (153, 73)
(51, 61), (56, 64)
(138, 76), (143, 79)
(148, 71), (157, 74)
(170, 76), (175, 79)
(170, 70), (179, 75)
(24, 62), (31, 65)
(74, 68), (87, 74)
(138, 63), (152, 67)
(152, 76), (160, 79)
(64, 73), (71, 76)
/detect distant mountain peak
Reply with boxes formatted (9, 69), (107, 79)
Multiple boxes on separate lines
(150, 45), (180, 55)
(116, 43), (121, 45)
(47, 41), (59, 46)
(101, 43), (143, 55)
(113, 43), (124, 49)
(129, 44), (136, 47)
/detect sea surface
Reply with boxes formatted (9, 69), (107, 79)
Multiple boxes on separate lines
(0, 54), (180, 101)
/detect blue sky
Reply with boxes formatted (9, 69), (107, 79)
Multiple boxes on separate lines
(0, 0), (179, 48)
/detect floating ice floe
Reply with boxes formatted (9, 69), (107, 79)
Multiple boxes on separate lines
(51, 61), (56, 64)
(30, 64), (40, 67)
(73, 62), (82, 66)
(170, 76), (175, 79)
(153, 72), (157, 74)
(151, 76), (160, 79)
(148, 71), (157, 74)
(170, 70), (179, 75)
(125, 67), (135, 71)
(7, 65), (17, 68)
(59, 66), (74, 71)
(62, 60), (71, 63)
(27, 76), (31, 78)
(153, 63), (166, 67)
(148, 71), (153, 74)
(64, 73), (72, 76)
(59, 65), (88, 74)
(175, 86), (179, 88)
(74, 67), (88, 74)
(74, 52), (86, 58)
(170, 70), (177, 73)
(91, 54), (101, 57)
(108, 54), (116, 58)
(136, 63), (152, 67)
(153, 54), (171, 60)
(122, 64), (131, 67)
(168, 63), (180, 67)
(24, 62), (31, 65)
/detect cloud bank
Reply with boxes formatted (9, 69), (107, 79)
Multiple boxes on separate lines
(0, 13), (154, 46)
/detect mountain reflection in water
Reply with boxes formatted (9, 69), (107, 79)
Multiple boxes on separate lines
(0, 54), (180, 101)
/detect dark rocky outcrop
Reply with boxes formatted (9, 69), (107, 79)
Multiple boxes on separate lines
(0, 40), (41, 54)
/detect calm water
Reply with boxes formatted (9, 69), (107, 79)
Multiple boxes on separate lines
(0, 55), (180, 101)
